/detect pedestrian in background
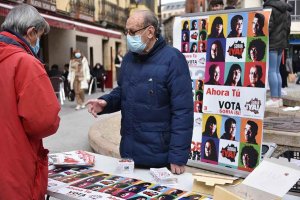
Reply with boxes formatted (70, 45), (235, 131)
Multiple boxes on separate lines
(86, 10), (193, 175)
(209, 0), (224, 11)
(0, 4), (60, 199)
(91, 63), (107, 92)
(225, 0), (237, 10)
(263, 0), (291, 107)
(48, 64), (62, 77)
(115, 49), (123, 81)
(68, 49), (90, 110)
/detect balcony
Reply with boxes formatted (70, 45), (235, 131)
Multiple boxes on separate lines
(26, 0), (56, 12)
(98, 0), (128, 29)
(5, 0), (25, 3)
(69, 0), (95, 22)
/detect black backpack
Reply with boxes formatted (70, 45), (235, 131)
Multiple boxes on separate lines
(68, 90), (75, 101)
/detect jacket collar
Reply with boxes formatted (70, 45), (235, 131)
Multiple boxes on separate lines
(132, 35), (166, 61)
(0, 29), (38, 59)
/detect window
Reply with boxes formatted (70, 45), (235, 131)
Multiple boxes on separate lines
(288, 0), (300, 21)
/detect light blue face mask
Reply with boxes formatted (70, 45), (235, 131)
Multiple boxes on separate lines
(127, 35), (147, 54)
(32, 37), (40, 54)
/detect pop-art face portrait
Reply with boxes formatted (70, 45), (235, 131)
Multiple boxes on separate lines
(246, 37), (267, 62)
(240, 118), (262, 145)
(220, 117), (241, 141)
(199, 30), (207, 41)
(227, 13), (248, 38)
(208, 15), (227, 39)
(238, 143), (260, 172)
(224, 63), (244, 87)
(244, 62), (266, 88)
(178, 193), (203, 200)
(191, 19), (198, 30)
(200, 19), (207, 30)
(190, 42), (198, 53)
(182, 42), (189, 53)
(202, 114), (222, 138)
(198, 41), (206, 53)
(182, 31), (189, 42)
(247, 12), (270, 37)
(194, 101), (202, 113)
(182, 20), (190, 31)
(201, 137), (219, 164)
(205, 62), (225, 85)
(207, 39), (226, 62)
(155, 194), (175, 200)
(195, 90), (203, 101)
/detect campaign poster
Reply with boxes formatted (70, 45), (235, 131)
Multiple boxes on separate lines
(173, 9), (271, 175)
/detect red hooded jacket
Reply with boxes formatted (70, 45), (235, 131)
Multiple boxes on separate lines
(0, 31), (60, 200)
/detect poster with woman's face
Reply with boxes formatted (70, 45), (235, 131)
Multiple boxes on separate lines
(238, 143), (260, 172)
(208, 15), (228, 39)
(207, 38), (226, 62)
(224, 62), (245, 87)
(246, 37), (267, 62)
(201, 136), (219, 164)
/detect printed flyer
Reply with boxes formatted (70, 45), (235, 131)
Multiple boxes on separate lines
(174, 9), (271, 174)
(48, 167), (212, 200)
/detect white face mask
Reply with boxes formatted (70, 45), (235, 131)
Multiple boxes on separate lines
(127, 35), (147, 54)
(75, 52), (81, 58)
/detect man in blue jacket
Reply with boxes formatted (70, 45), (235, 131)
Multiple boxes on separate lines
(86, 10), (193, 175)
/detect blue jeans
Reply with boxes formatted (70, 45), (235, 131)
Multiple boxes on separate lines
(268, 50), (283, 98)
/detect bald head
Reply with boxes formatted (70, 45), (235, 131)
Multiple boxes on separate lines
(128, 10), (159, 37)
(125, 10), (160, 54)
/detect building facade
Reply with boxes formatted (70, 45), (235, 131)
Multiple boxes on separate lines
(0, 0), (158, 87)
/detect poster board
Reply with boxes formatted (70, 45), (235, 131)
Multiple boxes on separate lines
(173, 8), (271, 178)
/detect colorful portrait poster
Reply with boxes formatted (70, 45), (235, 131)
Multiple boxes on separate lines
(173, 9), (271, 177)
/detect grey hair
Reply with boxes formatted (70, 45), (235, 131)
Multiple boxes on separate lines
(1, 4), (50, 35)
(139, 10), (160, 37)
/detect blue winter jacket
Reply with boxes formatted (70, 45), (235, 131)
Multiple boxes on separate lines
(100, 36), (193, 167)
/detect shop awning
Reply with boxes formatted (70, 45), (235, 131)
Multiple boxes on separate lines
(0, 3), (122, 39)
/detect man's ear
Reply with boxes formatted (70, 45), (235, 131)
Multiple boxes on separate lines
(147, 26), (155, 39)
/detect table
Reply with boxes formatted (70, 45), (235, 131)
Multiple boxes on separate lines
(47, 153), (300, 200)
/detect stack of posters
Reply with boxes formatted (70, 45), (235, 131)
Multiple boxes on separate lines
(48, 167), (212, 200)
(49, 150), (95, 168)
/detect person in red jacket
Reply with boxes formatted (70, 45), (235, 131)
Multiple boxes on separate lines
(0, 4), (60, 200)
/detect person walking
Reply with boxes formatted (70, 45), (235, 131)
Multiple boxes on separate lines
(264, 0), (291, 107)
(0, 4), (60, 199)
(115, 49), (123, 81)
(68, 49), (91, 110)
(86, 10), (193, 175)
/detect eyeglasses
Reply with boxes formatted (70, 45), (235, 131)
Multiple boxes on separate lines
(123, 25), (150, 36)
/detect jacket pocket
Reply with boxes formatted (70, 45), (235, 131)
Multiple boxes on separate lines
(32, 148), (49, 200)
(135, 122), (171, 153)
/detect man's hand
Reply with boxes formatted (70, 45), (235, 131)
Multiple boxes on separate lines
(85, 99), (107, 118)
(170, 163), (185, 175)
